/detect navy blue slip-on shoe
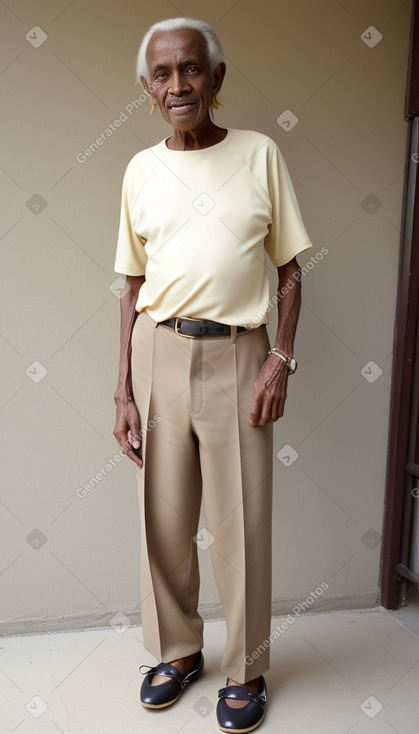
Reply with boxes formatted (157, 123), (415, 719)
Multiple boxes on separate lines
(216, 675), (267, 733)
(139, 650), (204, 709)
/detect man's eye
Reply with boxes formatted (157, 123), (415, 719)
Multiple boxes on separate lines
(187, 66), (199, 73)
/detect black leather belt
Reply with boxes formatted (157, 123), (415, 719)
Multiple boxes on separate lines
(160, 317), (248, 338)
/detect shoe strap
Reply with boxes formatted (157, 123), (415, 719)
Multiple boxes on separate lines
(139, 662), (184, 687)
(217, 685), (266, 709)
(139, 652), (202, 690)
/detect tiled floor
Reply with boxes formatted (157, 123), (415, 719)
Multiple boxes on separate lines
(1, 605), (418, 733)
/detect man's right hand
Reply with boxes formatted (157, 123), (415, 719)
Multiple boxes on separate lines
(113, 395), (143, 468)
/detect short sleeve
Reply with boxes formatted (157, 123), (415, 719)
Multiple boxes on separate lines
(113, 164), (147, 276)
(264, 142), (312, 267)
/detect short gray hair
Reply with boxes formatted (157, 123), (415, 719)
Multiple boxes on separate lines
(136, 17), (225, 85)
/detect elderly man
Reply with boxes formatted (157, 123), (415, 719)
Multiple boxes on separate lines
(113, 16), (312, 733)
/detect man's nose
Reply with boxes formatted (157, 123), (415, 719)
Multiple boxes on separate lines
(169, 71), (190, 96)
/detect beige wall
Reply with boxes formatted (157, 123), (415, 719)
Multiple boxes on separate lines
(0, 0), (411, 634)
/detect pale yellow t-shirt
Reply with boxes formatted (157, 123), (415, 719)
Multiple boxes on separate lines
(114, 128), (312, 326)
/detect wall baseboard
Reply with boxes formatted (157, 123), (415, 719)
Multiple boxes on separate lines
(0, 591), (380, 637)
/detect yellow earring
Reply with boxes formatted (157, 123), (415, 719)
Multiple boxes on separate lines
(149, 103), (155, 115)
(212, 93), (222, 110)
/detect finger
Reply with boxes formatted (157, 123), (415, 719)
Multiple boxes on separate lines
(128, 428), (142, 450)
(115, 431), (138, 457)
(127, 448), (143, 468)
(121, 437), (143, 467)
(113, 425), (143, 466)
(125, 448), (143, 468)
(258, 394), (273, 426)
(249, 392), (262, 426)
(269, 397), (281, 423)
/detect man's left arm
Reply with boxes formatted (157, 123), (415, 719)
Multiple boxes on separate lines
(249, 256), (301, 427)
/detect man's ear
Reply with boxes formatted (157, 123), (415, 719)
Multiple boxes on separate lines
(140, 75), (157, 105)
(212, 62), (226, 95)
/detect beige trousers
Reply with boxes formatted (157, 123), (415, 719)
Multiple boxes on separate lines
(130, 311), (273, 683)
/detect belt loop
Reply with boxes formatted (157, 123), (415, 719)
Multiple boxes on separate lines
(231, 325), (237, 344)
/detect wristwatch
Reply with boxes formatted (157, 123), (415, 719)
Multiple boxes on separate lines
(268, 348), (297, 374)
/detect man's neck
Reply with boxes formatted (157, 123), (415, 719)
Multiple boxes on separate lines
(166, 122), (227, 151)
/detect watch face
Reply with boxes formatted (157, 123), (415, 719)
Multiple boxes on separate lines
(289, 358), (297, 373)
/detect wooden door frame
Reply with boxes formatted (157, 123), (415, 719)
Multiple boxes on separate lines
(380, 0), (419, 608)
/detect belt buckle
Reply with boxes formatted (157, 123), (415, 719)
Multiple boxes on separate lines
(174, 316), (201, 338)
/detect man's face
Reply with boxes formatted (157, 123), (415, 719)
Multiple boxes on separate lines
(144, 29), (223, 131)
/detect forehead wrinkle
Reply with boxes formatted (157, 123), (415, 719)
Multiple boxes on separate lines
(152, 57), (201, 72)
(146, 29), (208, 73)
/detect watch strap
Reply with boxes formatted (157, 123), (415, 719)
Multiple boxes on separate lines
(268, 348), (297, 374)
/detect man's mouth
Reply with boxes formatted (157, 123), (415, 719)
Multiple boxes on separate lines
(168, 101), (195, 109)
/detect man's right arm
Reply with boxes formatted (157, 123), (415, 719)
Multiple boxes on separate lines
(113, 274), (145, 467)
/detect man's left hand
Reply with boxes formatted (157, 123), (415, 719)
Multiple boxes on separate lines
(249, 355), (289, 426)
